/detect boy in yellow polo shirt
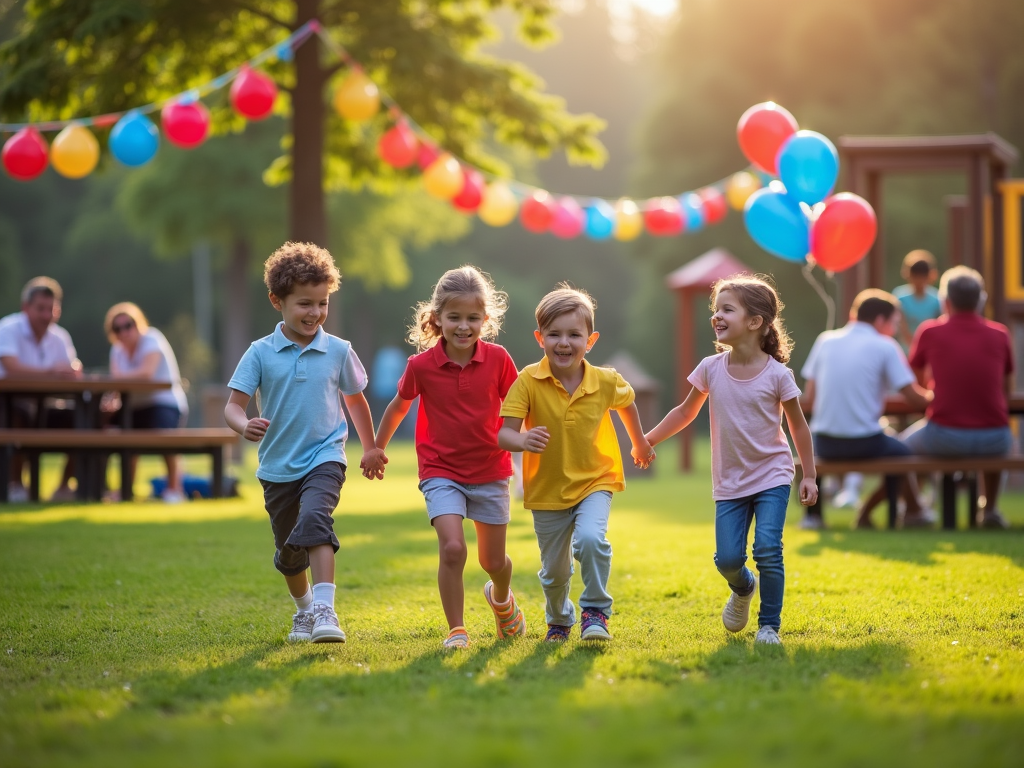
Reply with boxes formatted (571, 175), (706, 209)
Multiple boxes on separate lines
(499, 284), (655, 641)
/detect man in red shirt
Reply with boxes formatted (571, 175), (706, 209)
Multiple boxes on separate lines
(900, 266), (1014, 528)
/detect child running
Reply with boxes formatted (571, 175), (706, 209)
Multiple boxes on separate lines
(224, 242), (385, 644)
(498, 284), (654, 643)
(644, 275), (817, 646)
(373, 266), (525, 649)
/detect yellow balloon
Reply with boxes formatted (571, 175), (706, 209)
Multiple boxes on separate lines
(333, 70), (380, 121)
(50, 123), (99, 179)
(423, 154), (463, 200)
(614, 199), (642, 241)
(478, 181), (518, 226)
(726, 171), (760, 211)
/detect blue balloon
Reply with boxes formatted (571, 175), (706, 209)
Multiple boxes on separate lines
(679, 192), (705, 232)
(584, 199), (615, 240)
(776, 130), (838, 205)
(743, 187), (809, 262)
(109, 111), (159, 167)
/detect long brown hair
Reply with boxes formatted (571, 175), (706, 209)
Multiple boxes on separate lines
(407, 265), (508, 351)
(711, 275), (792, 363)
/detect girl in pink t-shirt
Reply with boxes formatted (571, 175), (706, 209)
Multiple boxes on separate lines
(645, 275), (817, 646)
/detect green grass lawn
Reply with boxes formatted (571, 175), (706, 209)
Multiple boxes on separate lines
(1, 440), (1022, 768)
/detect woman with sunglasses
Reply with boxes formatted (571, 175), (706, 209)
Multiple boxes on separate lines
(104, 302), (189, 502)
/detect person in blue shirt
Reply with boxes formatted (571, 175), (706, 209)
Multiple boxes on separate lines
(893, 250), (942, 353)
(225, 242), (386, 645)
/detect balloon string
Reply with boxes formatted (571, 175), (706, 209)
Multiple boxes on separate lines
(802, 261), (835, 331)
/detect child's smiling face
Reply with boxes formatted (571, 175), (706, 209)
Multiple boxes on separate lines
(270, 281), (331, 345)
(710, 288), (759, 346)
(434, 294), (486, 360)
(534, 310), (598, 375)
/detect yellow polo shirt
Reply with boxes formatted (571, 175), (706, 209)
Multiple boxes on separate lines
(500, 357), (635, 510)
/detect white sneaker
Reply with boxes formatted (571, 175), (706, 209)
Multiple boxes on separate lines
(799, 514), (823, 530)
(722, 577), (757, 633)
(755, 626), (783, 646)
(161, 488), (187, 504)
(311, 603), (346, 643)
(7, 483), (29, 502)
(832, 487), (861, 509)
(287, 610), (314, 642)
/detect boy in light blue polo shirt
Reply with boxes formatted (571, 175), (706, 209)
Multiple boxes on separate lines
(225, 242), (387, 644)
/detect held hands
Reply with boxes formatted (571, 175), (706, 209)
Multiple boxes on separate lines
(243, 417), (270, 442)
(360, 448), (389, 480)
(632, 440), (656, 470)
(521, 426), (550, 453)
(798, 477), (818, 507)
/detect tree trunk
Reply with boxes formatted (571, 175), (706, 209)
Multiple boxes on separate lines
(290, 0), (327, 249)
(221, 237), (253, 384)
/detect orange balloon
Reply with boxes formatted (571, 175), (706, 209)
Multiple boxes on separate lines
(726, 171), (761, 211)
(422, 154), (463, 200)
(334, 70), (380, 121)
(51, 123), (99, 179)
(478, 181), (518, 226)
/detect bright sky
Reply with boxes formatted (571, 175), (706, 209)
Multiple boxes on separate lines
(624, 0), (679, 17)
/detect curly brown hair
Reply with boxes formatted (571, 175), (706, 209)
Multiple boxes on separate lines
(263, 242), (341, 298)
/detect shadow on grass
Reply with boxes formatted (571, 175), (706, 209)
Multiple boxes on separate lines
(795, 529), (1024, 570)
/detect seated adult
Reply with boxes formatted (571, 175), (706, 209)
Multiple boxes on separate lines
(104, 302), (189, 503)
(900, 267), (1014, 529)
(801, 289), (933, 529)
(0, 277), (81, 502)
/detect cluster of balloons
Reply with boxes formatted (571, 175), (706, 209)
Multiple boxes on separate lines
(1, 62), (280, 181)
(737, 102), (877, 272)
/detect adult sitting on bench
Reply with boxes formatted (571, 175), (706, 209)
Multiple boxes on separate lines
(900, 266), (1014, 529)
(801, 289), (933, 529)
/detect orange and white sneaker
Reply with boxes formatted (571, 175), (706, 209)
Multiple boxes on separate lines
(442, 626), (470, 649)
(483, 581), (526, 639)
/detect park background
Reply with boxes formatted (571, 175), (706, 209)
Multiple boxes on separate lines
(1, 1), (1023, 767)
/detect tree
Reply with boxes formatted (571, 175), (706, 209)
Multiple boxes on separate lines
(0, 0), (606, 250)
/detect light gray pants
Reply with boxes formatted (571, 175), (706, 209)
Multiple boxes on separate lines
(531, 491), (613, 627)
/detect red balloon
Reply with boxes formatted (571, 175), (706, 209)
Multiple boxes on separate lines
(378, 122), (418, 168)
(452, 168), (485, 212)
(551, 197), (585, 239)
(737, 102), (798, 175)
(699, 187), (728, 225)
(417, 142), (441, 171)
(2, 127), (48, 181)
(161, 100), (210, 148)
(643, 197), (683, 236)
(230, 65), (277, 120)
(520, 191), (556, 233)
(810, 193), (878, 272)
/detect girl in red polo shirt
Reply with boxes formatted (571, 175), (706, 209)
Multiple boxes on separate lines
(373, 266), (525, 648)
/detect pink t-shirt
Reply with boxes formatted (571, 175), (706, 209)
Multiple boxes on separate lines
(688, 352), (801, 501)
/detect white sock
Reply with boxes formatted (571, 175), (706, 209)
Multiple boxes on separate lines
(312, 582), (336, 610)
(292, 587), (313, 614)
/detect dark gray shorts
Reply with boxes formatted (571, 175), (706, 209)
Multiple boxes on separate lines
(259, 462), (346, 576)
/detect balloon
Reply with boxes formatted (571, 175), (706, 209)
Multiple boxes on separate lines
(810, 193), (878, 272)
(378, 122), (418, 168)
(422, 153), (463, 200)
(699, 187), (728, 225)
(452, 168), (485, 212)
(50, 123), (99, 179)
(2, 127), (48, 181)
(161, 99), (210, 148)
(614, 199), (643, 241)
(776, 130), (838, 205)
(109, 111), (159, 167)
(334, 70), (380, 121)
(585, 199), (615, 240)
(743, 187), (809, 262)
(551, 197), (585, 239)
(643, 196), (683, 236)
(736, 102), (798, 175)
(417, 142), (441, 171)
(230, 64), (277, 120)
(520, 191), (556, 233)
(478, 181), (518, 226)
(725, 171), (761, 210)
(679, 192), (706, 232)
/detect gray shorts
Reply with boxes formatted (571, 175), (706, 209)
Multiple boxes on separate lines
(259, 462), (346, 576)
(418, 477), (511, 526)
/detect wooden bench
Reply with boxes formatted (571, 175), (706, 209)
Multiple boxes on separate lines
(0, 428), (239, 502)
(798, 455), (1024, 529)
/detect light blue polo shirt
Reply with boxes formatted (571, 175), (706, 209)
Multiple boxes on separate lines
(228, 323), (368, 483)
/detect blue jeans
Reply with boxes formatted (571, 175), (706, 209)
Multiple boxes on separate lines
(900, 420), (1012, 456)
(714, 485), (789, 631)
(531, 491), (613, 627)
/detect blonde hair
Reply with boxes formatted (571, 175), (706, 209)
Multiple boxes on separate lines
(407, 266), (508, 351)
(21, 276), (63, 305)
(535, 283), (596, 334)
(711, 275), (792, 363)
(104, 302), (150, 345)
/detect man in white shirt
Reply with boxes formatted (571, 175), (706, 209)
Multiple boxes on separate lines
(0, 277), (82, 501)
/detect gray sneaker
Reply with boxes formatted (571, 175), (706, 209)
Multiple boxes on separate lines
(755, 625), (783, 646)
(722, 577), (757, 633)
(977, 509), (1010, 529)
(287, 610), (314, 642)
(311, 603), (346, 643)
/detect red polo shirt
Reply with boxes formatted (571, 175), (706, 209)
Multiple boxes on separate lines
(909, 312), (1013, 428)
(397, 339), (519, 484)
